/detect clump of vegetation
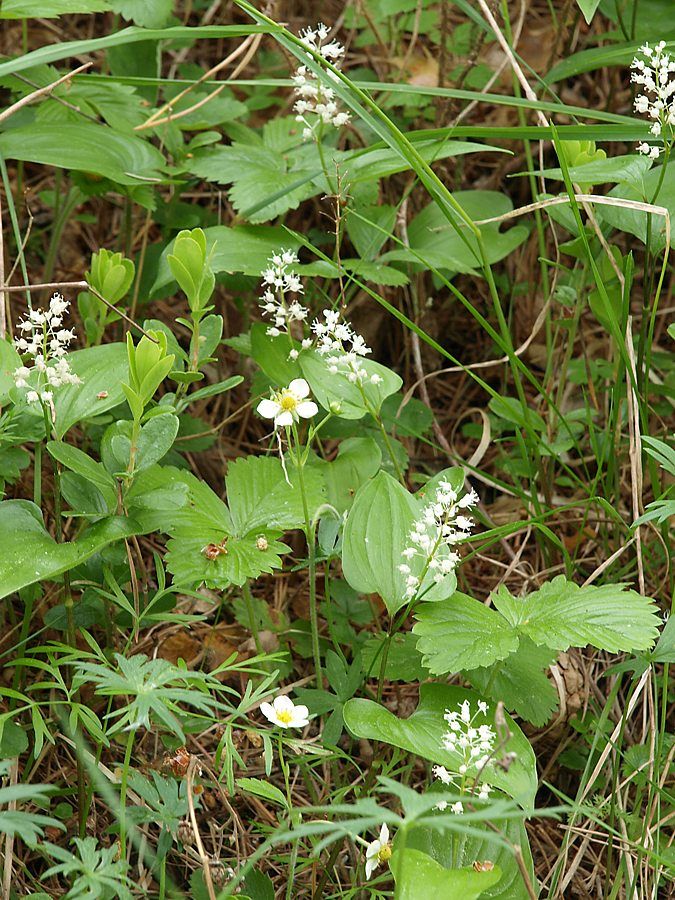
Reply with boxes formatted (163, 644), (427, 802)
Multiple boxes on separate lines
(0, 1), (673, 898)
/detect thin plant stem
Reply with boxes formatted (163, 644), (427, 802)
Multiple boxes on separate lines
(290, 424), (323, 689)
(118, 728), (135, 860)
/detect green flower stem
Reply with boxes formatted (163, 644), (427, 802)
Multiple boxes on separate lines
(290, 424), (323, 690)
(118, 728), (135, 860)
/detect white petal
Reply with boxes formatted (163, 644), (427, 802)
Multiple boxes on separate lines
(274, 695), (294, 713)
(260, 702), (276, 723)
(365, 857), (377, 879)
(289, 377), (310, 398)
(257, 398), (280, 419)
(380, 824), (389, 844)
(275, 410), (294, 428)
(296, 401), (318, 419)
(292, 705), (309, 721)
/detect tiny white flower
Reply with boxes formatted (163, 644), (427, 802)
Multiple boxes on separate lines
(260, 694), (309, 729)
(257, 378), (318, 429)
(365, 824), (392, 879)
(26, 390), (39, 403)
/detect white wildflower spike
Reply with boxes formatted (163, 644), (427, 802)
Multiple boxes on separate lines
(260, 695), (310, 729)
(364, 824), (392, 880)
(13, 292), (81, 407)
(259, 249), (307, 338)
(293, 22), (351, 139)
(311, 308), (381, 385)
(400, 482), (478, 599)
(257, 378), (318, 429)
(631, 42), (675, 157)
(430, 699), (501, 814)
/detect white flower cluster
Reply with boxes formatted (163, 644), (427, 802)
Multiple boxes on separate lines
(293, 23), (351, 139)
(311, 309), (382, 385)
(432, 700), (496, 814)
(13, 292), (80, 404)
(259, 250), (310, 340)
(631, 42), (675, 158)
(398, 482), (478, 599)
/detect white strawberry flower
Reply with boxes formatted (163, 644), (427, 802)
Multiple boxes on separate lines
(257, 378), (318, 429)
(365, 824), (392, 879)
(260, 695), (310, 729)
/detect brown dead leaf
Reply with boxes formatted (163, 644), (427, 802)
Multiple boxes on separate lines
(158, 632), (200, 666)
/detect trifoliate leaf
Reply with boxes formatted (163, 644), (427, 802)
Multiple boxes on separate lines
(467, 638), (558, 727)
(413, 592), (519, 675)
(493, 577), (661, 654)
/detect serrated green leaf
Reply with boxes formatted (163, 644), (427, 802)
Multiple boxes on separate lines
(236, 777), (288, 809)
(467, 639), (558, 727)
(343, 684), (537, 807)
(361, 632), (427, 682)
(493, 576), (660, 653)
(653, 615), (675, 663)
(226, 456), (324, 534)
(413, 592), (519, 675)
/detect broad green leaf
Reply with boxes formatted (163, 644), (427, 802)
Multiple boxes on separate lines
(406, 816), (536, 900)
(342, 471), (418, 615)
(300, 350), (402, 420)
(0, 500), (136, 600)
(467, 639), (558, 727)
(0, 26), (267, 80)
(346, 205), (397, 260)
(493, 577), (661, 653)
(226, 456), (324, 534)
(0, 0), (110, 16)
(250, 323), (302, 386)
(534, 153), (652, 187)
(0, 338), (22, 404)
(52, 343), (129, 438)
(393, 849), (501, 900)
(343, 684), (537, 807)
(310, 437), (382, 514)
(135, 414), (179, 472)
(381, 192), (528, 275)
(151, 226), (304, 294)
(575, 0), (602, 23)
(344, 139), (509, 183)
(112, 0), (173, 27)
(362, 632), (427, 682)
(123, 465), (190, 533)
(46, 442), (117, 510)
(413, 592), (519, 675)
(0, 721), (28, 758)
(653, 615), (675, 663)
(602, 161), (675, 250)
(342, 471), (458, 615)
(0, 124), (165, 185)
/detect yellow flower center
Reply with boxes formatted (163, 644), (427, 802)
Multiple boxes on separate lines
(378, 844), (392, 863)
(279, 391), (298, 412)
(277, 709), (294, 724)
